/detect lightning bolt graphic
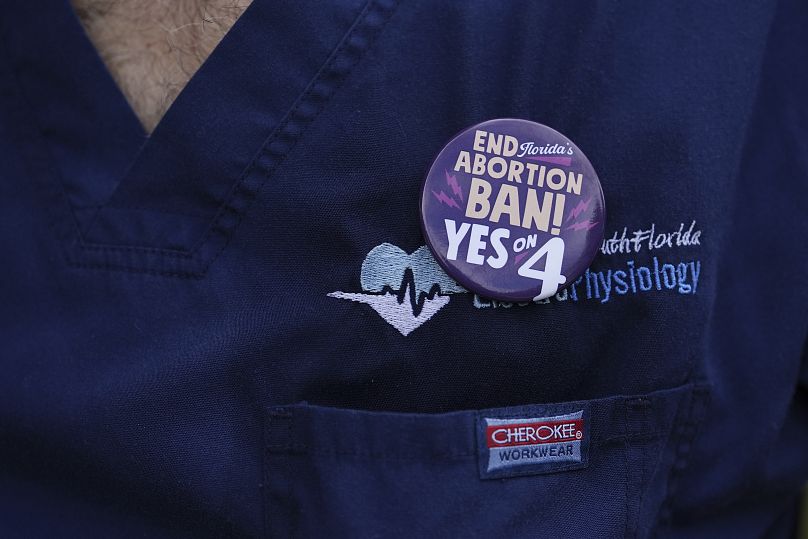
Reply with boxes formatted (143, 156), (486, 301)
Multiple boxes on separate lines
(445, 170), (463, 201)
(566, 197), (592, 223)
(567, 220), (599, 232)
(514, 250), (531, 264)
(432, 190), (460, 209)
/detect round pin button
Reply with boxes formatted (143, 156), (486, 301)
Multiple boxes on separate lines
(420, 118), (605, 302)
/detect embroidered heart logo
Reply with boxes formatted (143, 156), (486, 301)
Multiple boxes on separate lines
(328, 243), (466, 336)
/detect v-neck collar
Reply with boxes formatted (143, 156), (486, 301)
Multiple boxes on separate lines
(4, 0), (393, 264)
(5, 0), (146, 227)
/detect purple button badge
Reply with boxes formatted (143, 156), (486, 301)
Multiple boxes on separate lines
(420, 119), (605, 302)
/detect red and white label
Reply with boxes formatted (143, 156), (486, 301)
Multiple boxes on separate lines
(479, 410), (587, 478)
(486, 419), (584, 448)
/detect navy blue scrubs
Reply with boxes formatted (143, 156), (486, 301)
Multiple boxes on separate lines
(0, 0), (806, 537)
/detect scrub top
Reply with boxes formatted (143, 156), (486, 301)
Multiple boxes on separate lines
(1, 0), (806, 537)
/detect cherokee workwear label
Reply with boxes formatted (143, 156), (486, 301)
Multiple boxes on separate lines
(420, 118), (606, 303)
(478, 410), (589, 480)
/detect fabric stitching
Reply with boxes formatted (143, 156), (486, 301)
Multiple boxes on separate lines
(106, 0), (396, 270)
(190, 0), (400, 278)
(633, 398), (652, 539)
(624, 400), (632, 539)
(4, 0), (399, 277)
(66, 263), (203, 279)
(654, 384), (711, 536)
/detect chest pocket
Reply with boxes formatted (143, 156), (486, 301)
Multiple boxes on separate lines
(263, 383), (708, 538)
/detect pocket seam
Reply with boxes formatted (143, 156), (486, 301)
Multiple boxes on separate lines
(653, 383), (711, 535)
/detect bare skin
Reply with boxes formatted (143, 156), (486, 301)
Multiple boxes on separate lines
(71, 0), (253, 133)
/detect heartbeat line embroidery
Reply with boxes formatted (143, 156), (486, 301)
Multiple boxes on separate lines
(328, 243), (466, 336)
